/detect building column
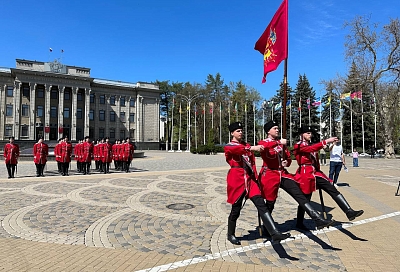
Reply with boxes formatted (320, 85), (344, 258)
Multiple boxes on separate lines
(155, 97), (160, 142)
(116, 95), (121, 139)
(0, 84), (5, 140)
(136, 95), (142, 143)
(105, 95), (110, 136)
(44, 84), (52, 141)
(71, 87), (78, 141)
(13, 81), (21, 139)
(94, 93), (99, 140)
(29, 83), (37, 140)
(126, 96), (131, 139)
(58, 86), (65, 139)
(84, 88), (91, 137)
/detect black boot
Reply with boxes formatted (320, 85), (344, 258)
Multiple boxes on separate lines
(227, 220), (241, 245)
(40, 164), (45, 177)
(303, 203), (335, 229)
(333, 194), (364, 221)
(295, 206), (309, 230)
(265, 200), (275, 214)
(260, 212), (291, 241)
(6, 165), (12, 178)
(11, 165), (15, 178)
(36, 164), (40, 177)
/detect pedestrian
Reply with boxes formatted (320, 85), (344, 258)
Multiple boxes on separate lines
(293, 126), (363, 228)
(82, 136), (94, 175)
(352, 148), (359, 167)
(101, 137), (112, 174)
(224, 122), (290, 245)
(370, 145), (375, 159)
(329, 138), (346, 186)
(4, 136), (19, 179)
(258, 121), (333, 230)
(320, 146), (327, 166)
(33, 137), (48, 177)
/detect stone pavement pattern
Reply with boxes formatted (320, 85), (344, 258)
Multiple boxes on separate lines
(0, 152), (399, 271)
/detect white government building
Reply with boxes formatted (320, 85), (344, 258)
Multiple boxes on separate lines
(0, 59), (161, 149)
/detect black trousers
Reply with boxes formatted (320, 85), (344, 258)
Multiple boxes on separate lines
(228, 194), (268, 222)
(62, 162), (70, 175)
(103, 162), (110, 173)
(6, 164), (16, 178)
(83, 162), (91, 174)
(124, 160), (131, 172)
(35, 164), (45, 176)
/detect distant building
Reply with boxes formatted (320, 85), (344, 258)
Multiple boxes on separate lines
(0, 59), (161, 149)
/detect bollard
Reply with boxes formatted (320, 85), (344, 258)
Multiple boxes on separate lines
(395, 181), (400, 196)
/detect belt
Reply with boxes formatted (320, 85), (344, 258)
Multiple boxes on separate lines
(262, 166), (283, 170)
(300, 164), (313, 166)
(231, 166), (243, 168)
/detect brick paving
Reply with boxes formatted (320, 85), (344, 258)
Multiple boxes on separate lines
(0, 151), (399, 271)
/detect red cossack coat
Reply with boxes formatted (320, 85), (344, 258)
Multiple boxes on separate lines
(82, 142), (94, 163)
(4, 143), (20, 164)
(293, 140), (331, 194)
(101, 142), (113, 163)
(258, 138), (297, 201)
(60, 141), (72, 163)
(54, 143), (61, 162)
(224, 140), (261, 205)
(122, 143), (134, 161)
(33, 142), (49, 164)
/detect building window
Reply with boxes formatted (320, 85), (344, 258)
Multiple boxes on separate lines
(130, 129), (135, 139)
(21, 126), (29, 137)
(64, 107), (70, 118)
(77, 108), (82, 119)
(129, 113), (135, 122)
(51, 89), (58, 99)
(77, 91), (83, 101)
(130, 99), (135, 107)
(22, 105), (29, 116)
(37, 106), (44, 117)
(5, 125), (13, 137)
(7, 86), (13, 97)
(110, 96), (115, 105)
(110, 128), (115, 139)
(99, 128), (105, 138)
(120, 129), (125, 139)
(110, 111), (115, 122)
(90, 93), (95, 103)
(64, 90), (70, 100)
(50, 106), (57, 118)
(37, 86), (44, 98)
(120, 97), (126, 107)
(6, 105), (13, 116)
(89, 109), (94, 120)
(22, 86), (30, 97)
(120, 112), (126, 122)
(99, 110), (105, 121)
(76, 128), (83, 140)
(89, 128), (94, 139)
(100, 95), (105, 104)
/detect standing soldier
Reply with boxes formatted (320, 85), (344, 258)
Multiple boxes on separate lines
(33, 137), (49, 177)
(94, 139), (100, 171)
(258, 121), (333, 230)
(54, 138), (63, 174)
(112, 139), (120, 170)
(224, 122), (290, 245)
(119, 138), (125, 171)
(293, 126), (364, 229)
(101, 137), (113, 174)
(123, 137), (134, 173)
(82, 136), (94, 175)
(98, 138), (105, 172)
(60, 136), (72, 176)
(74, 140), (83, 173)
(4, 136), (20, 179)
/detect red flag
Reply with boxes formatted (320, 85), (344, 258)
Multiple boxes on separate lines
(254, 0), (288, 83)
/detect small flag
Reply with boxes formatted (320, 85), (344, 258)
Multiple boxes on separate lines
(244, 103), (247, 112)
(351, 91), (362, 100)
(312, 97), (321, 106)
(340, 92), (350, 99)
(172, 97), (175, 109)
(179, 103), (182, 114)
(326, 96), (331, 106)
(298, 99), (301, 111)
(49, 48), (53, 52)
(274, 102), (282, 111)
(286, 100), (291, 107)
(306, 98), (310, 109)
(234, 103), (238, 113)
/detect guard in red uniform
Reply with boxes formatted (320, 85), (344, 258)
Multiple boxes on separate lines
(60, 136), (72, 176)
(74, 140), (83, 173)
(119, 139), (125, 171)
(4, 136), (19, 179)
(224, 122), (290, 245)
(82, 136), (94, 175)
(258, 121), (333, 230)
(101, 137), (112, 174)
(33, 137), (49, 177)
(122, 137), (134, 173)
(93, 139), (100, 171)
(54, 138), (63, 173)
(293, 126), (364, 229)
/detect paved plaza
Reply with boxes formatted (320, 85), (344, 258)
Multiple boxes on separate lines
(0, 151), (399, 271)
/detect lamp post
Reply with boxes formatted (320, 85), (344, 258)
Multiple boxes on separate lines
(261, 100), (267, 139)
(177, 93), (201, 152)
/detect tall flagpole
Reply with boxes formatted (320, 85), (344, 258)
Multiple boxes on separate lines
(171, 97), (174, 151)
(262, 103), (265, 139)
(340, 101), (343, 146)
(289, 101), (292, 146)
(245, 103), (248, 143)
(280, 105), (283, 136)
(374, 96), (377, 147)
(282, 60), (288, 138)
(253, 102), (256, 145)
(361, 91), (365, 153)
(350, 96), (354, 152)
(178, 102), (182, 152)
(319, 102), (322, 138)
(329, 94), (332, 137)
(299, 99), (302, 126)
(203, 102), (206, 145)
(219, 102), (222, 144)
(195, 103), (198, 149)
(228, 101), (231, 142)
(308, 97), (311, 126)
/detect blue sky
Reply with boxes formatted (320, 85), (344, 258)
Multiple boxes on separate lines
(1, 0), (399, 100)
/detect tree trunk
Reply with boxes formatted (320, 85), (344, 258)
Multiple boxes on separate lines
(380, 96), (396, 159)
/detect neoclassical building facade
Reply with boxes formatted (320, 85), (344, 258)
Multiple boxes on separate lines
(0, 59), (161, 149)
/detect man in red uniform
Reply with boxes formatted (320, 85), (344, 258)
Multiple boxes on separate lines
(33, 137), (49, 177)
(224, 122), (290, 245)
(60, 136), (72, 176)
(293, 126), (364, 229)
(4, 136), (19, 179)
(112, 139), (120, 170)
(82, 136), (94, 175)
(101, 137), (112, 174)
(119, 138), (125, 171)
(258, 120), (333, 230)
(54, 138), (63, 173)
(74, 140), (83, 173)
(122, 137), (134, 173)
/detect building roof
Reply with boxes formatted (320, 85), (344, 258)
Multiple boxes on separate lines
(0, 67), (11, 73)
